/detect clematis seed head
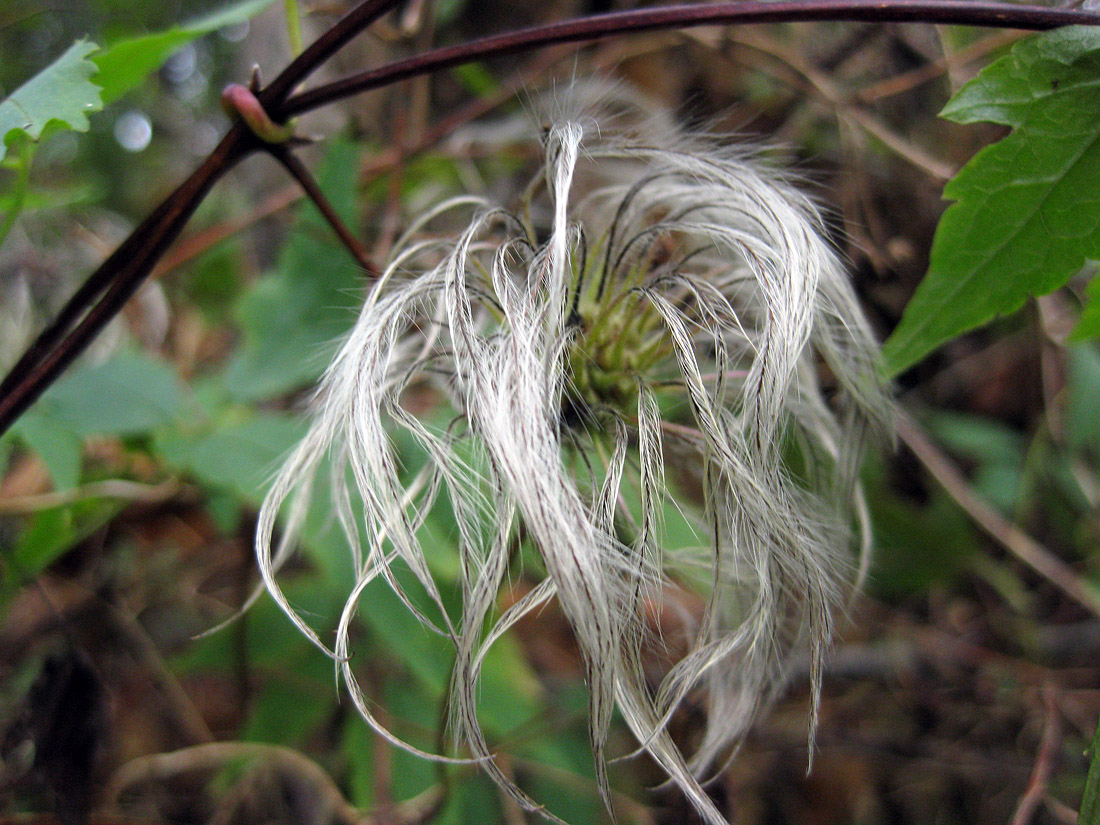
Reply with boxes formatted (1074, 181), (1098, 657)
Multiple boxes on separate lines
(255, 89), (891, 825)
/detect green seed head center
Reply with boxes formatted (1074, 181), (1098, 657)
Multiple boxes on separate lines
(563, 256), (664, 418)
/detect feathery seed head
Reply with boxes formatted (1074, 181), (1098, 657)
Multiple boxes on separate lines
(256, 92), (891, 825)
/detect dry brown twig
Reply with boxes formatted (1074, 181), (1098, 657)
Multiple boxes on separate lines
(0, 479), (183, 514)
(107, 741), (447, 825)
(107, 742), (362, 824)
(1043, 793), (1080, 824)
(856, 28), (1024, 101)
(721, 29), (958, 180)
(1009, 684), (1064, 825)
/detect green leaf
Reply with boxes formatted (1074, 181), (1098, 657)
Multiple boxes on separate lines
(341, 718), (376, 808)
(1072, 274), (1100, 341)
(861, 452), (977, 599)
(155, 410), (353, 582)
(476, 633), (541, 733)
(15, 413), (83, 491)
(225, 140), (365, 400)
(92, 0), (277, 105)
(3, 499), (121, 599)
(18, 351), (187, 439)
(1084, 715), (1100, 825)
(0, 180), (100, 216)
(0, 40), (102, 163)
(156, 414), (306, 505)
(240, 644), (333, 745)
(519, 707), (604, 825)
(1066, 344), (1100, 455)
(12, 351), (188, 488)
(883, 26), (1100, 375)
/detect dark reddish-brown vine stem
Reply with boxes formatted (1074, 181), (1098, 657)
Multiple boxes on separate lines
(280, 0), (1100, 117)
(260, 0), (403, 110)
(0, 124), (259, 435)
(2, 0), (1100, 438)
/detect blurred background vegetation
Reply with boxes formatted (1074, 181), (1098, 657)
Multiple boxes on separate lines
(1, 1), (1099, 823)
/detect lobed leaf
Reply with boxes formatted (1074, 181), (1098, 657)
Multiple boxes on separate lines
(883, 26), (1100, 375)
(0, 40), (102, 163)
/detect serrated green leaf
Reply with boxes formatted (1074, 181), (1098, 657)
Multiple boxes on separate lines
(0, 40), (102, 163)
(883, 26), (1100, 375)
(92, 0), (277, 105)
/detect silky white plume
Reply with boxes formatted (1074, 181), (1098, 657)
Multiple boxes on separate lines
(255, 93), (890, 824)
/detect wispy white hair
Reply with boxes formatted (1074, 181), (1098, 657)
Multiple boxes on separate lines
(255, 91), (890, 824)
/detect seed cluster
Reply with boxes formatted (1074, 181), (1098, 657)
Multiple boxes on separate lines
(254, 94), (891, 825)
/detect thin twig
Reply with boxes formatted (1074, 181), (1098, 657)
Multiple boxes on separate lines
(1009, 684), (1063, 825)
(260, 0), (404, 108)
(19, 579), (217, 747)
(104, 600), (218, 747)
(896, 413), (1100, 618)
(284, 0), (304, 56)
(0, 125), (257, 436)
(151, 184), (302, 279)
(156, 47), (569, 283)
(0, 478), (183, 514)
(107, 742), (361, 822)
(857, 28), (1024, 101)
(0, 1), (407, 437)
(108, 741), (446, 825)
(376, 97), (412, 261)
(364, 784), (447, 825)
(1043, 794), (1080, 825)
(728, 30), (957, 180)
